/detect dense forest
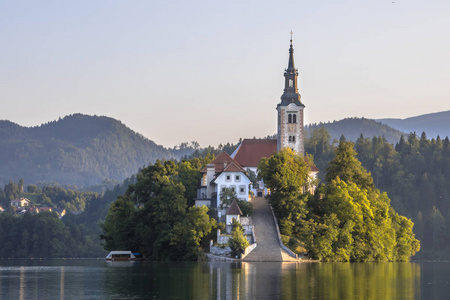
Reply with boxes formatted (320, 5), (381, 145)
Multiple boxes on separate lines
(306, 127), (450, 259)
(0, 178), (133, 258)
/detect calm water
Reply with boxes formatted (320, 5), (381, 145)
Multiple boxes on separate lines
(0, 259), (448, 299)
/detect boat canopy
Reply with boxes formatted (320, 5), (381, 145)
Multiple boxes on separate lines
(106, 251), (136, 259)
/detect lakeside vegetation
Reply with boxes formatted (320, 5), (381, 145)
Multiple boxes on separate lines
(259, 145), (419, 261)
(306, 128), (450, 259)
(100, 157), (218, 260)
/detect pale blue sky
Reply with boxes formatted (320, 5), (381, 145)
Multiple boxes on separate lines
(1, 1), (449, 147)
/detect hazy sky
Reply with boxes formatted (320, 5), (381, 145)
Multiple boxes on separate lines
(1, 1), (449, 147)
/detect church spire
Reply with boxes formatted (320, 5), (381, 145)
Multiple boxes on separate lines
(276, 33), (305, 155)
(280, 33), (303, 106)
(287, 31), (295, 73)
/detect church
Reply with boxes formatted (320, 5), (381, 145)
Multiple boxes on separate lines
(195, 38), (318, 212)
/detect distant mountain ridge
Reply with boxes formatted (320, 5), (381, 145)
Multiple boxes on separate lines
(0, 114), (177, 187)
(306, 117), (404, 144)
(376, 110), (450, 139)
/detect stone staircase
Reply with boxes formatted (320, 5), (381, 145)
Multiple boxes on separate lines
(243, 197), (284, 262)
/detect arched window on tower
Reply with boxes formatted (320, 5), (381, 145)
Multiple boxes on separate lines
(288, 114), (292, 123)
(288, 136), (292, 142)
(292, 136), (296, 142)
(293, 114), (297, 124)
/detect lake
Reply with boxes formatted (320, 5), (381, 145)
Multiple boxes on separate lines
(0, 259), (448, 299)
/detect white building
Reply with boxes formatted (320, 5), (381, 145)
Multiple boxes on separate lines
(10, 198), (30, 208)
(195, 152), (251, 214)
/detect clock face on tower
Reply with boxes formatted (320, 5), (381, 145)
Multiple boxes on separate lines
(288, 124), (295, 132)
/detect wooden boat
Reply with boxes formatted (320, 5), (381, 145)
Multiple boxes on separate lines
(105, 251), (143, 261)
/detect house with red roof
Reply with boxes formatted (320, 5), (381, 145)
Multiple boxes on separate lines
(226, 200), (243, 225)
(195, 152), (251, 215)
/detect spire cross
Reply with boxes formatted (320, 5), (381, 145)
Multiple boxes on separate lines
(290, 31), (293, 43)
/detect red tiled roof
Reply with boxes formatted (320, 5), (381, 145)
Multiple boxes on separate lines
(310, 165), (319, 172)
(223, 162), (245, 172)
(232, 139), (278, 167)
(226, 200), (243, 215)
(233, 138), (319, 172)
(200, 152), (245, 173)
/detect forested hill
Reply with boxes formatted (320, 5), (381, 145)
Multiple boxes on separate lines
(306, 118), (403, 144)
(0, 114), (176, 187)
(376, 110), (450, 139)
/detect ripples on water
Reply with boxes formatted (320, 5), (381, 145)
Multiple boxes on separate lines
(0, 259), (448, 299)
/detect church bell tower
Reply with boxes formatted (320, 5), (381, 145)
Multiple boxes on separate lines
(277, 35), (305, 155)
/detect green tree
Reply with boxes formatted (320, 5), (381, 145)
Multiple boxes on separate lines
(258, 148), (310, 195)
(325, 140), (374, 190)
(4, 180), (19, 201)
(246, 168), (259, 189)
(228, 219), (249, 258)
(258, 148), (311, 235)
(427, 206), (446, 250)
(237, 199), (253, 217)
(18, 178), (24, 193)
(100, 196), (137, 251)
(26, 184), (39, 193)
(178, 160), (202, 206)
(219, 187), (238, 210)
(170, 206), (216, 260)
(299, 214), (339, 261)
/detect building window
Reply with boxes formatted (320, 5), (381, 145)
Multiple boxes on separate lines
(226, 175), (231, 181)
(239, 185), (246, 195)
(235, 175), (240, 181)
(292, 136), (296, 142)
(230, 186), (236, 193)
(289, 79), (293, 87)
(293, 114), (297, 123)
(288, 114), (292, 123)
(288, 136), (292, 142)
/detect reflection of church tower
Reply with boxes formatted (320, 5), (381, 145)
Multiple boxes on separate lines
(277, 36), (305, 155)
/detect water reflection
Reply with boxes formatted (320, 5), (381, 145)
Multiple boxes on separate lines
(191, 262), (421, 299)
(60, 266), (64, 300)
(19, 266), (25, 300)
(0, 259), (433, 300)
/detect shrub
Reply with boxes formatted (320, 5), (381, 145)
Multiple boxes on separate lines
(228, 219), (249, 258)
